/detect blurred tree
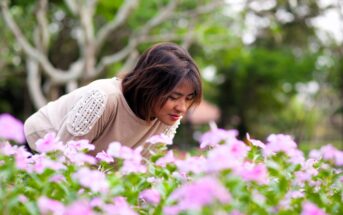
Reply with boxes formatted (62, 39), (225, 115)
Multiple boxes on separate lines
(200, 0), (342, 144)
(0, 6), (30, 119)
(0, 0), (225, 110)
(213, 47), (318, 139)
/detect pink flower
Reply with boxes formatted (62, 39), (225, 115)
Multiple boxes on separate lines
(106, 142), (146, 174)
(164, 206), (182, 215)
(246, 133), (265, 148)
(120, 159), (147, 175)
(118, 146), (134, 159)
(230, 210), (245, 215)
(30, 154), (66, 174)
(294, 171), (312, 185)
(279, 190), (304, 209)
(89, 197), (104, 208)
(334, 151), (343, 166)
(73, 167), (109, 193)
(102, 197), (137, 215)
(288, 149), (305, 165)
(38, 196), (65, 215)
(264, 134), (298, 156)
(206, 141), (249, 172)
(207, 145), (240, 172)
(301, 201), (327, 215)
(156, 150), (176, 167)
(167, 177), (231, 213)
(18, 195), (28, 203)
(107, 142), (144, 163)
(304, 159), (318, 174)
(289, 190), (305, 198)
(64, 150), (96, 166)
(175, 156), (207, 174)
(35, 132), (63, 153)
(64, 200), (95, 215)
(78, 189), (85, 195)
(320, 145), (343, 166)
(96, 151), (114, 163)
(234, 162), (269, 184)
(200, 129), (238, 148)
(106, 141), (122, 157)
(0, 113), (25, 143)
(227, 139), (250, 159)
(294, 159), (319, 185)
(49, 174), (66, 183)
(15, 147), (32, 172)
(0, 141), (17, 155)
(309, 149), (321, 160)
(252, 190), (265, 204)
(66, 139), (95, 152)
(146, 133), (173, 145)
(172, 171), (188, 181)
(320, 145), (337, 160)
(147, 177), (160, 183)
(139, 188), (161, 205)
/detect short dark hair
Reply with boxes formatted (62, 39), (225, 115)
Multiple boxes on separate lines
(122, 42), (202, 122)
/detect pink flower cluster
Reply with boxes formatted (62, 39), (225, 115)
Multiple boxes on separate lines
(157, 128), (269, 184)
(38, 196), (138, 215)
(102, 197), (137, 215)
(35, 133), (64, 153)
(301, 201), (327, 215)
(200, 128), (238, 148)
(0, 114), (341, 215)
(106, 142), (146, 174)
(95, 150), (114, 163)
(294, 159), (319, 186)
(139, 188), (161, 205)
(164, 177), (231, 215)
(0, 142), (66, 173)
(0, 113), (25, 143)
(146, 133), (173, 145)
(310, 144), (343, 166)
(73, 167), (109, 193)
(264, 134), (298, 156)
(233, 162), (269, 184)
(156, 150), (175, 167)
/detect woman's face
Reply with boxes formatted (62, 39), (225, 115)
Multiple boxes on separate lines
(153, 80), (195, 126)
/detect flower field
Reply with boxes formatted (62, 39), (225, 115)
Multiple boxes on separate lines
(0, 113), (342, 215)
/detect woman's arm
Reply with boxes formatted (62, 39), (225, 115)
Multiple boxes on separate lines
(56, 88), (114, 145)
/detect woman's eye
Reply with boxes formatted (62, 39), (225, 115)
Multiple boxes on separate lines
(169, 96), (178, 100)
(186, 96), (194, 101)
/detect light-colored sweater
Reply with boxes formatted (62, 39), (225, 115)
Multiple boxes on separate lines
(24, 78), (178, 156)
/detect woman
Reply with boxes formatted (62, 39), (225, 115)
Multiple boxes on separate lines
(24, 42), (202, 156)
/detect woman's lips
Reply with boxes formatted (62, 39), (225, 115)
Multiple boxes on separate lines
(169, 114), (180, 121)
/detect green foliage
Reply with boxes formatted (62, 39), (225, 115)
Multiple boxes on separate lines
(209, 47), (319, 139)
(96, 0), (124, 20)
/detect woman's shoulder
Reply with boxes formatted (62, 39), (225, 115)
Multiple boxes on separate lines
(88, 78), (121, 96)
(64, 78), (121, 136)
(66, 78), (121, 117)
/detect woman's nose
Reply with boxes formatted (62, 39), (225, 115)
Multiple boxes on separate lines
(175, 99), (187, 113)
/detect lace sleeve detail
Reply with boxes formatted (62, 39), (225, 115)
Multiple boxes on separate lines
(67, 89), (107, 136)
(163, 119), (181, 140)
